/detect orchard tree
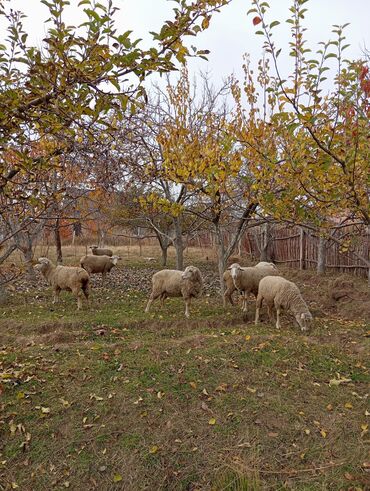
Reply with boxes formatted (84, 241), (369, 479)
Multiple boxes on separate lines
(158, 68), (258, 293)
(239, 0), (369, 227)
(230, 0), (369, 277)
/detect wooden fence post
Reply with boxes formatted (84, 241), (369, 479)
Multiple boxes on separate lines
(299, 227), (305, 270)
(317, 235), (326, 274)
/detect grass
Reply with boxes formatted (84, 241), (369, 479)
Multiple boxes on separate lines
(0, 255), (369, 490)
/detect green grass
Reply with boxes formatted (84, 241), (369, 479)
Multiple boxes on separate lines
(0, 284), (369, 491)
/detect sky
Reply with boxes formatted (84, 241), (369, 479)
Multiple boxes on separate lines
(2, 0), (370, 87)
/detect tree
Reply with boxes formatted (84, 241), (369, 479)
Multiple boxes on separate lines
(237, 0), (369, 228)
(158, 68), (258, 293)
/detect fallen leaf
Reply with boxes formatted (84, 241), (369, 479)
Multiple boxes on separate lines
(320, 429), (327, 438)
(149, 445), (159, 454)
(59, 398), (70, 408)
(344, 402), (353, 409)
(326, 404), (333, 411)
(113, 474), (122, 482)
(41, 407), (50, 414)
(189, 382), (197, 389)
(361, 423), (368, 436)
(208, 418), (216, 425)
(245, 335), (251, 341)
(304, 429), (310, 435)
(329, 376), (351, 386)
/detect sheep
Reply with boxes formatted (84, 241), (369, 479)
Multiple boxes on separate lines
(80, 254), (120, 284)
(255, 275), (313, 331)
(34, 257), (89, 310)
(255, 261), (278, 270)
(223, 261), (278, 307)
(228, 263), (279, 316)
(90, 245), (113, 257)
(145, 266), (203, 318)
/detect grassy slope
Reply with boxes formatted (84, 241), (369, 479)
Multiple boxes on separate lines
(0, 260), (369, 490)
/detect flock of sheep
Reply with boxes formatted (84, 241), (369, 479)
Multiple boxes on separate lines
(33, 246), (313, 332)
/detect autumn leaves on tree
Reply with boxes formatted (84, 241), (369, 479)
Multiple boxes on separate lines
(0, 0), (369, 281)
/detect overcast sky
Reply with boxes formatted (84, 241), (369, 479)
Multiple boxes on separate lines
(2, 0), (370, 87)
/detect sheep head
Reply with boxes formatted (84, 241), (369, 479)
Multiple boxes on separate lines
(182, 266), (201, 282)
(111, 255), (121, 265)
(34, 257), (51, 273)
(228, 263), (242, 281)
(295, 312), (313, 332)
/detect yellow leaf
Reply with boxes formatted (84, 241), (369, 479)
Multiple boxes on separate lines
(16, 392), (25, 400)
(149, 445), (159, 454)
(326, 404), (333, 411)
(59, 398), (70, 408)
(320, 429), (327, 438)
(113, 474), (122, 482)
(208, 418), (216, 425)
(344, 402), (353, 409)
(304, 429), (310, 435)
(329, 377), (351, 386)
(41, 407), (50, 414)
(189, 382), (197, 389)
(245, 335), (251, 341)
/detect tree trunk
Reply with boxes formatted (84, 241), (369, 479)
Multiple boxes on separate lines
(317, 235), (326, 274)
(260, 222), (271, 261)
(214, 222), (226, 297)
(55, 218), (63, 264)
(160, 244), (168, 266)
(173, 217), (184, 270)
(23, 242), (36, 281)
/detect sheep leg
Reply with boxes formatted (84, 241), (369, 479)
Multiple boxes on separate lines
(102, 272), (106, 287)
(275, 306), (281, 329)
(255, 294), (263, 325)
(223, 286), (235, 307)
(145, 292), (159, 313)
(160, 293), (167, 308)
(82, 284), (89, 304)
(267, 304), (274, 322)
(52, 287), (61, 304)
(184, 297), (191, 318)
(76, 293), (83, 310)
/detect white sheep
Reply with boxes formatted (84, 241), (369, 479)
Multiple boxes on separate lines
(34, 257), (89, 310)
(223, 261), (278, 307)
(255, 275), (313, 331)
(80, 254), (120, 284)
(90, 245), (113, 257)
(145, 266), (203, 318)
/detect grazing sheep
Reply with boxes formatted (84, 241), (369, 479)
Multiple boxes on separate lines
(34, 257), (89, 310)
(90, 245), (113, 257)
(223, 262), (278, 308)
(255, 261), (278, 270)
(80, 254), (120, 284)
(255, 275), (313, 331)
(145, 266), (203, 318)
